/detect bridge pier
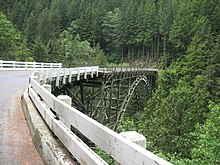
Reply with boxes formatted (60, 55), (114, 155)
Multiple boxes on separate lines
(115, 131), (147, 165)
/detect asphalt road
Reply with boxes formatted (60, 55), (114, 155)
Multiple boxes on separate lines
(0, 71), (43, 165)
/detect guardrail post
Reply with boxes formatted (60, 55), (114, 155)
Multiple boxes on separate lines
(34, 71), (40, 82)
(33, 62), (36, 68)
(57, 95), (72, 129)
(96, 66), (99, 77)
(63, 68), (67, 84)
(42, 84), (52, 93)
(0, 60), (3, 68)
(59, 63), (62, 68)
(57, 95), (72, 106)
(84, 68), (87, 79)
(48, 69), (52, 83)
(68, 69), (72, 83)
(42, 70), (48, 84)
(56, 69), (60, 87)
(115, 131), (146, 165)
(91, 67), (94, 78)
(77, 69), (80, 81)
(13, 61), (16, 68)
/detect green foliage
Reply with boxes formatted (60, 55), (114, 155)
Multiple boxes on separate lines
(161, 101), (220, 164)
(95, 147), (114, 165)
(0, 11), (31, 61)
(206, 35), (220, 102)
(101, 8), (121, 52)
(57, 30), (107, 67)
(117, 117), (137, 133)
(0, 12), (20, 60)
(92, 46), (108, 66)
(139, 78), (209, 157)
(2, 0), (218, 64)
(138, 15), (213, 159)
(16, 38), (32, 61)
(31, 36), (51, 62)
(169, 1), (210, 59)
(191, 102), (220, 164)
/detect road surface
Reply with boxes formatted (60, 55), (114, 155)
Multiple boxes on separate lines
(0, 71), (43, 165)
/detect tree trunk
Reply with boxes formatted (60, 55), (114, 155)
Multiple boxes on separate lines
(138, 45), (140, 59)
(127, 46), (130, 60)
(157, 33), (160, 62)
(151, 42), (154, 65)
(163, 37), (167, 67)
(131, 45), (134, 60)
(121, 45), (124, 61)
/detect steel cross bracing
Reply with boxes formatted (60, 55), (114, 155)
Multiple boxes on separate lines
(52, 68), (157, 131)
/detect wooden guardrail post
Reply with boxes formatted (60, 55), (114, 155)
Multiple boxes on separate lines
(68, 69), (72, 83)
(33, 62), (36, 68)
(59, 63), (62, 68)
(62, 68), (67, 85)
(56, 69), (60, 87)
(120, 131), (146, 148)
(57, 95), (72, 127)
(13, 61), (16, 68)
(0, 60), (3, 68)
(115, 131), (146, 165)
(34, 71), (40, 82)
(57, 95), (72, 106)
(77, 68), (80, 81)
(42, 84), (52, 93)
(96, 66), (99, 77)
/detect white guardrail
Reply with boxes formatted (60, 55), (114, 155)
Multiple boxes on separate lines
(0, 60), (62, 70)
(28, 66), (172, 165)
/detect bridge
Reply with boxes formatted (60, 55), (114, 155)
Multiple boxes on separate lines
(0, 60), (171, 165)
(52, 67), (158, 130)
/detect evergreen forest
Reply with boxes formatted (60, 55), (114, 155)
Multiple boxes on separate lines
(0, 0), (219, 164)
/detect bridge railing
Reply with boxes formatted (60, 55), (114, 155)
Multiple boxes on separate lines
(99, 67), (158, 73)
(28, 67), (171, 165)
(0, 60), (62, 70)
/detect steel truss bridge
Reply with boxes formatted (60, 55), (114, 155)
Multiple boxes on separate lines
(52, 67), (158, 130)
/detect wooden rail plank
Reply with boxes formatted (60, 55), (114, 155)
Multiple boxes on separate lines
(30, 77), (171, 165)
(29, 87), (107, 165)
(30, 78), (55, 109)
(53, 98), (172, 165)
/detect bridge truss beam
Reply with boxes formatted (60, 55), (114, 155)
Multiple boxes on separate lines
(52, 69), (157, 131)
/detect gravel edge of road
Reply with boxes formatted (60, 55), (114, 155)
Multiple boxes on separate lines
(21, 89), (76, 165)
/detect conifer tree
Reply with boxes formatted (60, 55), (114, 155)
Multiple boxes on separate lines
(0, 12), (20, 60)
